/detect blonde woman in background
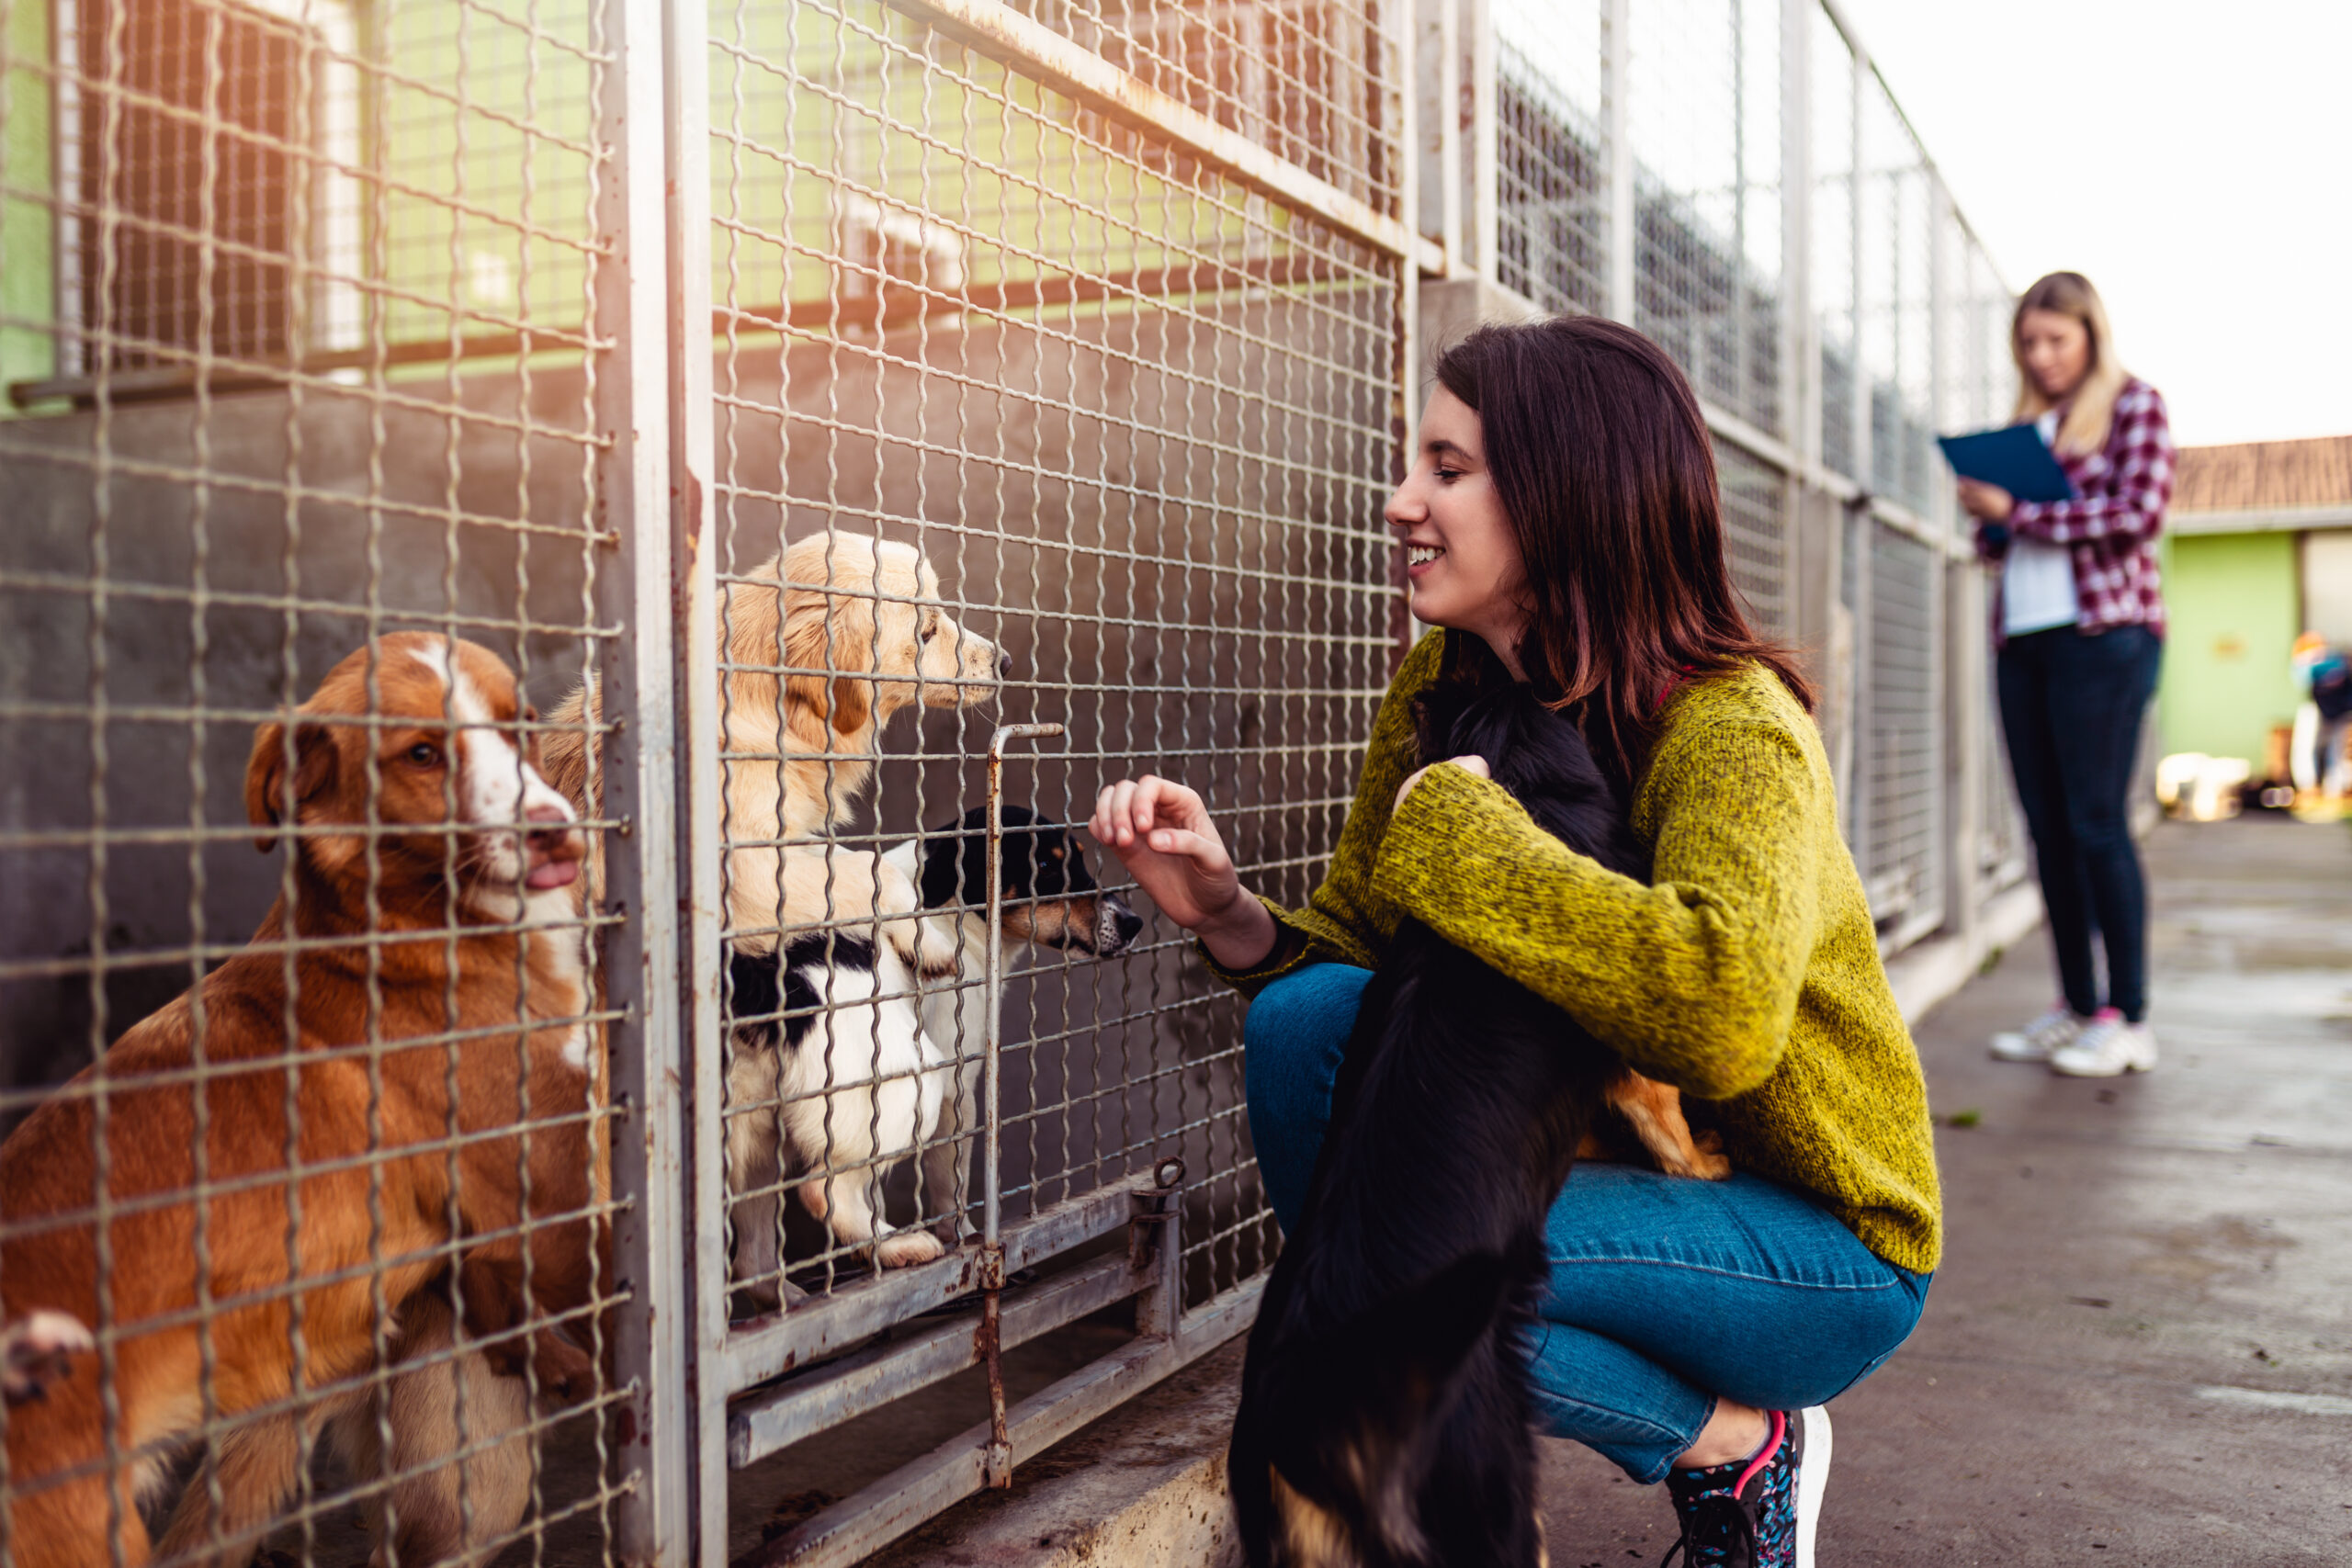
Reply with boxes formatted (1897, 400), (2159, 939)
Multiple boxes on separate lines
(1961, 271), (2174, 1077)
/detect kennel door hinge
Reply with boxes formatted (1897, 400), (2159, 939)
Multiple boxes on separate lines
(1125, 1186), (1176, 1272)
(1128, 1158), (1186, 1340)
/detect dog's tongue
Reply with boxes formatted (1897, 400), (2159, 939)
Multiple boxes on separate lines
(526, 860), (579, 891)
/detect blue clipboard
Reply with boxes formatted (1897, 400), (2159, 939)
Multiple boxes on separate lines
(1937, 423), (2079, 503)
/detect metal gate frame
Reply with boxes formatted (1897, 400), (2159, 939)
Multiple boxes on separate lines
(637, 0), (1429, 1562)
(595, 0), (694, 1552)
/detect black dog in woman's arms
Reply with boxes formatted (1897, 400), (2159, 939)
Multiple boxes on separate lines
(1228, 682), (1724, 1568)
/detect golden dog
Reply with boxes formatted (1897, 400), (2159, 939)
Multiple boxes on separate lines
(538, 528), (1003, 1284)
(540, 529), (1002, 935)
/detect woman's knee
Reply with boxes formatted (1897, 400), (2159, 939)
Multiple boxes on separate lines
(2061, 802), (2136, 863)
(1242, 965), (1370, 1125)
(1821, 1269), (1933, 1403)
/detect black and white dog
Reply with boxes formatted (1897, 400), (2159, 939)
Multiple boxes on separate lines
(1228, 681), (1657, 1568)
(722, 806), (1141, 1303)
(723, 914), (946, 1293)
(886, 805), (1144, 1242)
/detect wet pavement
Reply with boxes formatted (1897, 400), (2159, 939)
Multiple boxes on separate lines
(1537, 816), (2352, 1567)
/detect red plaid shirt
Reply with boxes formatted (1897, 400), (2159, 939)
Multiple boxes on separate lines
(1974, 378), (2173, 642)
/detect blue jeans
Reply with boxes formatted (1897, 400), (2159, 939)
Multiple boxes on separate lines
(1995, 623), (2163, 1021)
(1244, 964), (1930, 1483)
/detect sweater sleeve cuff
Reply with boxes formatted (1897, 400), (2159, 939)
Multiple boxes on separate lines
(1195, 895), (1313, 995)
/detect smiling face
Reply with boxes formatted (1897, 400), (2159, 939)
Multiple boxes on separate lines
(1385, 388), (1530, 673)
(2017, 308), (2092, 403)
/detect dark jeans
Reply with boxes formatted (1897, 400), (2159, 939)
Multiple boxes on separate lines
(1244, 964), (1930, 1483)
(1995, 624), (2163, 1021)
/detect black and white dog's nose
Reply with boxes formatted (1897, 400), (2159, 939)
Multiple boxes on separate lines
(1101, 891), (1143, 955)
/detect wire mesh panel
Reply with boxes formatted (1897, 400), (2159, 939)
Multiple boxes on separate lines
(1717, 440), (1788, 638)
(1628, 0), (1780, 436)
(0, 0), (661, 1555)
(1949, 232), (2010, 437)
(1950, 230), (2027, 887)
(695, 0), (1402, 1554)
(1009, 0), (1396, 213)
(1492, 0), (1606, 318)
(57, 0), (303, 372)
(1809, 6), (1856, 483)
(1979, 663), (2028, 889)
(1857, 72), (1933, 517)
(1862, 522), (1943, 938)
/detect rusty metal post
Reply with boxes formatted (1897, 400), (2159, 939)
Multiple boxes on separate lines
(980, 721), (1063, 1488)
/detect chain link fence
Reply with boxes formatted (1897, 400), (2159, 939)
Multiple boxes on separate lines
(3, 0), (2023, 1563)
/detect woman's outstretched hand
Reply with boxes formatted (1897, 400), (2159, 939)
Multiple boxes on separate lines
(1091, 775), (1275, 969)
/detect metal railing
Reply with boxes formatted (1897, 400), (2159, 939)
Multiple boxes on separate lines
(1, 0), (2025, 1564)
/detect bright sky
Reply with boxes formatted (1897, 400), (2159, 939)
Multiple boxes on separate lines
(1834, 0), (2352, 448)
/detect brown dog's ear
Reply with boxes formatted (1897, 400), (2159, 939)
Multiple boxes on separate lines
(244, 720), (339, 851)
(829, 661), (871, 737)
(782, 595), (874, 738)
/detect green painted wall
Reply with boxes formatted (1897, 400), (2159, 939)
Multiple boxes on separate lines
(2157, 530), (2303, 767)
(4, 0), (1277, 397)
(2, 0), (56, 393)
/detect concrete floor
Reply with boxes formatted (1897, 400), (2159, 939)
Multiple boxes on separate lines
(1539, 816), (2352, 1567)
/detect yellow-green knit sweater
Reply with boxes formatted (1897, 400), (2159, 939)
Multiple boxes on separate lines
(1210, 629), (1942, 1275)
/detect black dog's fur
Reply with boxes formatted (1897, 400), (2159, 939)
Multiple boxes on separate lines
(1229, 681), (1652, 1567)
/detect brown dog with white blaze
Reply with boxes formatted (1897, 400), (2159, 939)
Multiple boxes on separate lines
(0, 633), (604, 1568)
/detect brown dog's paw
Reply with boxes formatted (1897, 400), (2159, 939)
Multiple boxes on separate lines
(1682, 1145), (1734, 1181)
(1603, 1071), (1734, 1180)
(1, 1310), (94, 1405)
(533, 1330), (600, 1403)
(481, 1325), (597, 1403)
(1648, 1127), (1730, 1180)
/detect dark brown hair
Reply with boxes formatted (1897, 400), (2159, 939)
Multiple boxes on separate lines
(1431, 314), (1814, 772)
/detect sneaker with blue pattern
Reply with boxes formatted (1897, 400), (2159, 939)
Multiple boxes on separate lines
(1659, 1405), (1830, 1568)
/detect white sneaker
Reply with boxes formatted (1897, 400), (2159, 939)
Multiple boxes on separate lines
(2050, 1010), (2158, 1077)
(1991, 1002), (2084, 1063)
